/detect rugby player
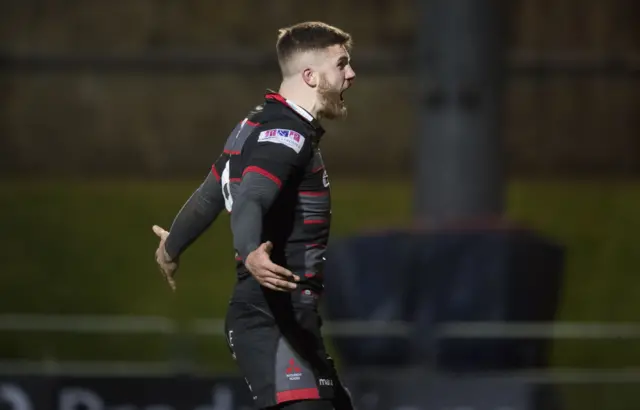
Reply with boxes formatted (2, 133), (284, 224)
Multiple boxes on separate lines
(152, 21), (356, 409)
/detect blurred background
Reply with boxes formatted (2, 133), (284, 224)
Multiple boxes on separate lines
(0, 0), (639, 409)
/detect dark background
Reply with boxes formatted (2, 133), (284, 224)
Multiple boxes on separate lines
(1, 1), (639, 409)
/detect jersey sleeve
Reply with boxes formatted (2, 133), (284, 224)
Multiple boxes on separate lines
(229, 126), (312, 260)
(242, 127), (312, 189)
(164, 170), (226, 260)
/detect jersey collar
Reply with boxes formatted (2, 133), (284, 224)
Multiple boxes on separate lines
(264, 90), (325, 137)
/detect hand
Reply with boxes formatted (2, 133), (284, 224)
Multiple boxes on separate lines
(245, 241), (300, 292)
(152, 224), (179, 291)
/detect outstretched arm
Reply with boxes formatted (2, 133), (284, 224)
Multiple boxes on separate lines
(163, 171), (226, 260)
(152, 170), (225, 291)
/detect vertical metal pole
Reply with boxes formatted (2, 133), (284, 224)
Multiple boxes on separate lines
(414, 0), (507, 224)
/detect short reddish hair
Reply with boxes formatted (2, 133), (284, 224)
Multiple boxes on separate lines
(276, 22), (352, 75)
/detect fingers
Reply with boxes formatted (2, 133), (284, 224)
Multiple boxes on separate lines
(260, 275), (297, 292)
(155, 244), (177, 292)
(163, 271), (176, 292)
(264, 261), (299, 281)
(152, 225), (169, 240)
(260, 241), (273, 254)
(252, 243), (299, 282)
(251, 265), (297, 291)
(157, 263), (177, 291)
(157, 265), (176, 291)
(258, 258), (300, 282)
(249, 242), (300, 290)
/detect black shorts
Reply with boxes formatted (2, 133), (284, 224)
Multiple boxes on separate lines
(224, 300), (351, 409)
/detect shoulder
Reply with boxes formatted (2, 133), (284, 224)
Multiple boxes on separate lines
(252, 119), (311, 155)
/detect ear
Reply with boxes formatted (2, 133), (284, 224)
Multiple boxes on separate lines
(302, 68), (318, 88)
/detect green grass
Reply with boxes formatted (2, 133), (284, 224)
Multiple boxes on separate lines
(1, 177), (639, 408)
(507, 180), (640, 366)
(0, 177), (414, 371)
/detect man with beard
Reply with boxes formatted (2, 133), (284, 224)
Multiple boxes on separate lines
(151, 22), (356, 410)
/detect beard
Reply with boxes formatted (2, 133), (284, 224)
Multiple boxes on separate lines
(317, 75), (347, 120)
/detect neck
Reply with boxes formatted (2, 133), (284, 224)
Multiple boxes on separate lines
(278, 80), (319, 119)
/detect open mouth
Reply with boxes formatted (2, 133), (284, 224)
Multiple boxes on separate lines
(340, 90), (345, 102)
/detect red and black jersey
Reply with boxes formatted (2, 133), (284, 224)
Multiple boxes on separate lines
(212, 91), (331, 303)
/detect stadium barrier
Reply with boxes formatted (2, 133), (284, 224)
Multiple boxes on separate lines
(1, 314), (640, 410)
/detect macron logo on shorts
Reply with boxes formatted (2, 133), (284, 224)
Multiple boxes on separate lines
(258, 129), (305, 153)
